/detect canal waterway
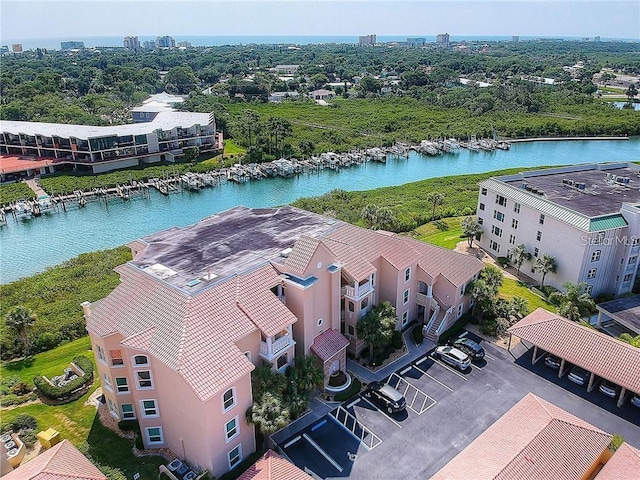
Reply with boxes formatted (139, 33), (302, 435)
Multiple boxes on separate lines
(2, 138), (639, 284)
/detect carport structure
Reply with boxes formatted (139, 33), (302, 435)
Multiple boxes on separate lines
(508, 308), (640, 407)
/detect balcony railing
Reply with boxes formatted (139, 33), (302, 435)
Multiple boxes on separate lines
(259, 335), (293, 358)
(416, 292), (430, 305)
(342, 281), (372, 299)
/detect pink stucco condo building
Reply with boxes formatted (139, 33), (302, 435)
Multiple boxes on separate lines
(84, 206), (483, 477)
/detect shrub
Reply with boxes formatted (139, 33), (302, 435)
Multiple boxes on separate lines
(391, 330), (403, 349)
(496, 256), (510, 267)
(10, 414), (38, 432)
(33, 332), (61, 352)
(10, 381), (31, 396)
(33, 355), (93, 400)
(20, 430), (37, 448)
(412, 325), (424, 345)
(480, 317), (498, 336)
(117, 420), (140, 432)
(334, 378), (362, 402)
(439, 314), (471, 343)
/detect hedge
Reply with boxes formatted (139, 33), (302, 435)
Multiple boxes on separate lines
(33, 355), (94, 400)
(334, 378), (362, 402)
(438, 314), (472, 344)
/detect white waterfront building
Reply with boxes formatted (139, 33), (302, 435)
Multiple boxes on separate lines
(476, 163), (640, 296)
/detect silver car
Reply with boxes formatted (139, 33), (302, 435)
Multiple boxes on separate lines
(599, 380), (618, 398)
(434, 346), (471, 370)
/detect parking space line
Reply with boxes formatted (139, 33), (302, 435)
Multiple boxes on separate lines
(485, 354), (496, 361)
(430, 356), (469, 380)
(302, 433), (344, 472)
(332, 405), (384, 449)
(388, 373), (437, 415)
(470, 363), (483, 371)
(359, 396), (403, 428)
(411, 364), (454, 392)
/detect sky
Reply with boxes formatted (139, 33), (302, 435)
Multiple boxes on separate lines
(1, 0), (638, 44)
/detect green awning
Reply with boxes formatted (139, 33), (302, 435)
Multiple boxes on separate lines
(589, 214), (628, 232)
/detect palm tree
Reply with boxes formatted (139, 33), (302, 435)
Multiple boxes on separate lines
(533, 254), (557, 288)
(549, 282), (596, 321)
(292, 355), (324, 392)
(251, 364), (286, 399)
(246, 392), (290, 450)
(375, 207), (395, 231)
(4, 305), (37, 356)
(357, 301), (396, 363)
(461, 216), (482, 247)
(508, 244), (531, 278)
(508, 296), (529, 320)
(427, 192), (445, 221)
(619, 333), (640, 348)
(361, 204), (379, 229)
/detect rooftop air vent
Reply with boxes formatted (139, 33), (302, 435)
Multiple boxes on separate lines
(280, 247), (293, 258)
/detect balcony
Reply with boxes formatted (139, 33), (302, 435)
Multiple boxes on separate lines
(342, 281), (372, 299)
(631, 245), (640, 256)
(416, 292), (430, 306)
(259, 333), (295, 361)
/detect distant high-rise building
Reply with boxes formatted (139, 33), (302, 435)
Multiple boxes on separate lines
(436, 33), (450, 45)
(177, 41), (192, 48)
(142, 41), (155, 50)
(11, 44), (23, 53)
(123, 36), (140, 51)
(358, 34), (376, 46)
(1, 46), (9, 54)
(512, 36), (520, 42)
(594, 36), (601, 42)
(406, 37), (426, 47)
(155, 35), (175, 49)
(60, 41), (85, 50)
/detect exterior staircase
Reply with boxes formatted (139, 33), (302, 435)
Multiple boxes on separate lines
(424, 308), (448, 343)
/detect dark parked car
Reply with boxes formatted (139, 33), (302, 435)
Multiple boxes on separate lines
(568, 366), (590, 385)
(452, 338), (485, 360)
(364, 381), (406, 413)
(631, 395), (640, 408)
(544, 355), (561, 370)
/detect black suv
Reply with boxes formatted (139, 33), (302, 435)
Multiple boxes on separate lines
(364, 381), (407, 413)
(452, 338), (485, 360)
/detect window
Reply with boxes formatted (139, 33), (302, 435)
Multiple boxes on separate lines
(133, 355), (149, 367)
(371, 273), (375, 286)
(361, 297), (369, 310)
(491, 225), (502, 237)
(317, 318), (324, 327)
(96, 345), (106, 363)
(591, 250), (601, 262)
(493, 210), (505, 222)
(460, 284), (465, 296)
(141, 399), (159, 417)
(490, 240), (500, 252)
(495, 195), (507, 207)
(481, 188), (487, 196)
(348, 325), (355, 336)
(585, 284), (593, 295)
(512, 219), (518, 229)
(536, 231), (542, 241)
(629, 256), (638, 265)
(534, 247), (539, 257)
(633, 237), (640, 246)
(146, 427), (163, 445)
(539, 214), (545, 225)
(514, 202), (521, 213)
(624, 274), (633, 282)
(403, 289), (410, 305)
(225, 417), (239, 441)
(223, 388), (236, 411)
(509, 234), (516, 245)
(594, 232), (605, 244)
(277, 354), (288, 369)
(228, 445), (242, 469)
(115, 377), (129, 394)
(136, 370), (153, 389)
(102, 373), (113, 391)
(348, 301), (354, 312)
(109, 350), (124, 367)
(457, 304), (463, 318)
(108, 398), (117, 416)
(402, 311), (408, 325)
(479, 203), (485, 211)
(587, 268), (597, 279)
(121, 404), (135, 420)
(404, 267), (411, 282)
(478, 217), (484, 225)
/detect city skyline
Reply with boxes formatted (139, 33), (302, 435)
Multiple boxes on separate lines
(2, 1), (638, 45)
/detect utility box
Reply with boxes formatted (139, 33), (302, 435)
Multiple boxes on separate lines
(36, 428), (60, 449)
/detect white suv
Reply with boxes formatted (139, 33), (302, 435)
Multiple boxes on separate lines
(434, 346), (471, 371)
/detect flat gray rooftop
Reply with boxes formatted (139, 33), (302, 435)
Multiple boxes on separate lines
(130, 206), (340, 293)
(503, 165), (640, 217)
(597, 295), (640, 334)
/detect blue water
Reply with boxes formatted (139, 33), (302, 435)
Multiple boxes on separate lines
(7, 35), (638, 51)
(1, 139), (639, 283)
(614, 102), (640, 111)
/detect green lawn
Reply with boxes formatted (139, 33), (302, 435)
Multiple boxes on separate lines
(413, 217), (465, 249)
(1, 338), (165, 479)
(499, 277), (557, 314)
(224, 139), (246, 156)
(1, 337), (93, 387)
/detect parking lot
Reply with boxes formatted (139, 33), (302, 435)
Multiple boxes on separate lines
(279, 330), (640, 479)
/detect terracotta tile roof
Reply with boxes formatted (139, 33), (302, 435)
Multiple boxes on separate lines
(284, 236), (321, 275)
(311, 329), (350, 361)
(2, 440), (106, 480)
(322, 238), (376, 281)
(325, 224), (483, 286)
(508, 308), (640, 394)
(86, 263), (296, 401)
(596, 443), (640, 479)
(431, 393), (612, 480)
(236, 449), (310, 480)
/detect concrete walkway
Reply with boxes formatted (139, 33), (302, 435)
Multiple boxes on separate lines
(346, 328), (436, 384)
(271, 396), (337, 445)
(25, 178), (48, 198)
